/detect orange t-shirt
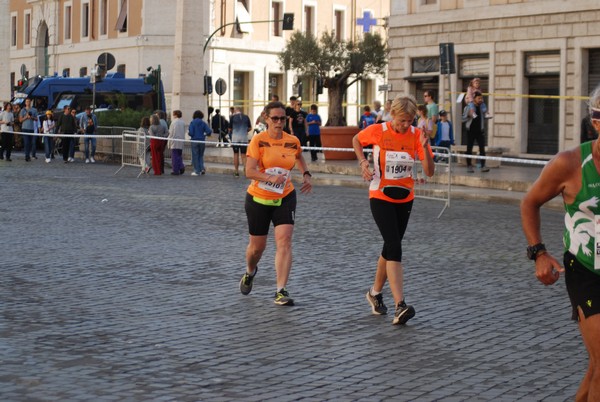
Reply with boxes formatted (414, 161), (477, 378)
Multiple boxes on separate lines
(246, 131), (302, 200)
(357, 122), (433, 203)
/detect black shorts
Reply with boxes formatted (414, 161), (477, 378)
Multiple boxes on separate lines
(245, 191), (296, 236)
(564, 251), (600, 321)
(232, 144), (247, 153)
(370, 198), (413, 262)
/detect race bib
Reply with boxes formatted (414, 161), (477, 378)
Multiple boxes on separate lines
(257, 167), (290, 194)
(384, 151), (414, 180)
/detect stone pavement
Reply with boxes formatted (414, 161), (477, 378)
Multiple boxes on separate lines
(0, 154), (584, 401)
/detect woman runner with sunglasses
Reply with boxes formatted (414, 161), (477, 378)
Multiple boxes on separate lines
(353, 94), (435, 325)
(239, 101), (312, 306)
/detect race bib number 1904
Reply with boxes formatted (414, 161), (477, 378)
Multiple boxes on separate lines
(384, 151), (414, 180)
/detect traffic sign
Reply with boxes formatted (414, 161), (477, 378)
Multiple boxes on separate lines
(215, 78), (227, 96)
(97, 52), (116, 71)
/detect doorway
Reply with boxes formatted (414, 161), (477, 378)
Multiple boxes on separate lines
(526, 76), (559, 155)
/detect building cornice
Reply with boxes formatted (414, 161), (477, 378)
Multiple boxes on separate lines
(389, 0), (598, 27)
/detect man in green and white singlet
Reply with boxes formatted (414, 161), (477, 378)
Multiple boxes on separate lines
(521, 86), (600, 401)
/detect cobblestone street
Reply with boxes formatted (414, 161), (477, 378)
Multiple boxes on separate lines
(0, 159), (584, 401)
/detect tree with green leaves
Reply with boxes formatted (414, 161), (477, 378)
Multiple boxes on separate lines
(279, 31), (388, 126)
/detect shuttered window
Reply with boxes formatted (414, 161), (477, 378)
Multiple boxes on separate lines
(588, 49), (600, 95)
(459, 57), (489, 78)
(115, 0), (128, 32)
(525, 52), (560, 75)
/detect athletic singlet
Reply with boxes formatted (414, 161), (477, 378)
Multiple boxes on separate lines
(246, 131), (302, 200)
(357, 122), (432, 203)
(564, 141), (600, 275)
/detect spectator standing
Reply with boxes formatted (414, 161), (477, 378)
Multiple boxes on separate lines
(352, 94), (434, 325)
(417, 105), (434, 143)
(238, 101), (312, 306)
(69, 108), (80, 162)
(211, 108), (230, 147)
(42, 110), (56, 163)
(379, 100), (393, 123)
(462, 91), (492, 173)
(289, 101), (308, 147)
(56, 106), (77, 163)
(360, 105), (378, 161)
(79, 107), (98, 163)
(373, 100), (383, 123)
(155, 110), (168, 132)
(580, 113), (598, 143)
(229, 107), (252, 177)
(19, 98), (38, 161)
(168, 110), (186, 175)
(253, 109), (268, 137)
(137, 117), (152, 172)
(188, 110), (212, 176)
(306, 104), (322, 162)
(424, 90), (439, 139)
(148, 114), (168, 175)
(521, 84), (600, 401)
(360, 105), (377, 129)
(284, 96), (298, 134)
(0, 103), (15, 161)
(434, 110), (455, 164)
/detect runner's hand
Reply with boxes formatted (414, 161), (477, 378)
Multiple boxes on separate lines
(534, 253), (564, 285)
(300, 176), (312, 194)
(360, 163), (374, 181)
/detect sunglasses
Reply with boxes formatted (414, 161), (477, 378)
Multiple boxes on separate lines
(269, 116), (286, 122)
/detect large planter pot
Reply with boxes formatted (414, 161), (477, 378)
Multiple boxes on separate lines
(320, 126), (360, 160)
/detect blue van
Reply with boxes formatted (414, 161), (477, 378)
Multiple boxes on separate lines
(12, 72), (166, 114)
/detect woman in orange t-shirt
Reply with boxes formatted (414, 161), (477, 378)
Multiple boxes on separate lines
(352, 94), (435, 326)
(238, 101), (312, 307)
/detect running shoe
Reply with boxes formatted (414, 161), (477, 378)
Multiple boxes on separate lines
(274, 288), (294, 306)
(366, 289), (388, 315)
(392, 300), (415, 325)
(239, 267), (257, 295)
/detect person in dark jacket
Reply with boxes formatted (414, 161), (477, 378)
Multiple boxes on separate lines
(188, 110), (212, 175)
(56, 106), (77, 163)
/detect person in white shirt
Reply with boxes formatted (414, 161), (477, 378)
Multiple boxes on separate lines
(167, 110), (186, 175)
(42, 110), (56, 163)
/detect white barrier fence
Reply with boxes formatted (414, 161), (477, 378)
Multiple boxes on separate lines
(114, 130), (147, 177)
(8, 130), (549, 219)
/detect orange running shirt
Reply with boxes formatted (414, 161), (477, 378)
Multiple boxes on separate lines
(357, 122), (433, 203)
(246, 131), (302, 200)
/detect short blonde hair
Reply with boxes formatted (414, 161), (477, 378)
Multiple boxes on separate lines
(390, 94), (418, 118)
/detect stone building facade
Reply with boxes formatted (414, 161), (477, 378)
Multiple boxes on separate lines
(3, 0), (390, 125)
(389, 0), (600, 157)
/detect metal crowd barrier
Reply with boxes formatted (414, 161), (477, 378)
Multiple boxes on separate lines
(96, 126), (136, 163)
(114, 130), (147, 177)
(414, 146), (452, 218)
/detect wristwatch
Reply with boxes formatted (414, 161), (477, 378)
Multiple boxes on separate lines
(526, 243), (546, 261)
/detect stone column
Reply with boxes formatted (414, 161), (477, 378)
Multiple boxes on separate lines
(0, 0), (11, 102)
(170, 0), (209, 121)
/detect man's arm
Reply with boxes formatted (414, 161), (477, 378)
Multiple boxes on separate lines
(521, 151), (574, 284)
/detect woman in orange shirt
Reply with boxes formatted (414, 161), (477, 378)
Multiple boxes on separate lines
(352, 94), (435, 325)
(239, 101), (312, 306)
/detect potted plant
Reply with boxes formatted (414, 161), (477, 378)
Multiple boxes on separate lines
(279, 31), (388, 160)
